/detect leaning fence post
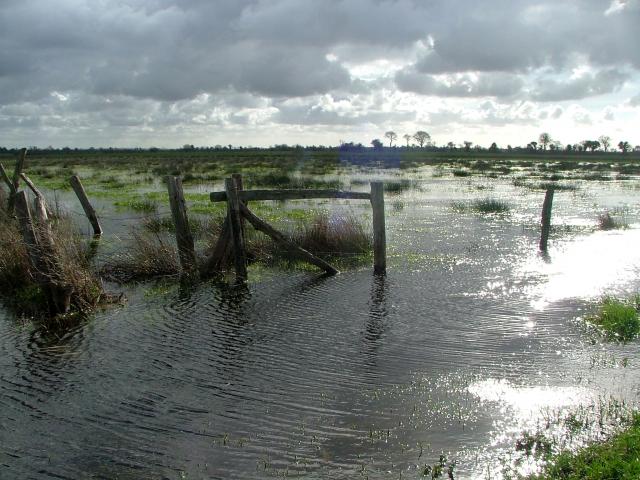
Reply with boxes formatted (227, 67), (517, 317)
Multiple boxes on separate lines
(4, 148), (27, 212)
(166, 176), (197, 274)
(70, 175), (102, 236)
(539, 187), (554, 252)
(370, 181), (386, 274)
(14, 191), (42, 273)
(225, 177), (248, 283)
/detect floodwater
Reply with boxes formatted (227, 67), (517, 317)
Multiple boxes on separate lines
(2, 168), (640, 479)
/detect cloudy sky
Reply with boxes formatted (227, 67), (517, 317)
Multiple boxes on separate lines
(1, 0), (639, 148)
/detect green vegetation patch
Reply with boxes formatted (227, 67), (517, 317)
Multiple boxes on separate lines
(452, 198), (510, 214)
(528, 412), (640, 480)
(587, 296), (640, 341)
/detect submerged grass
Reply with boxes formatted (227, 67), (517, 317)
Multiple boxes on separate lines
(586, 295), (640, 342)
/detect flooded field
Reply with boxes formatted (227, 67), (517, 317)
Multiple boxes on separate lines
(1, 155), (640, 479)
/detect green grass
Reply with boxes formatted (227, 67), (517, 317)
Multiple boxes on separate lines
(587, 296), (640, 341)
(114, 198), (158, 213)
(452, 198), (510, 214)
(528, 412), (640, 479)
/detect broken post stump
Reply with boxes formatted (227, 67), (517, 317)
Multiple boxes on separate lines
(70, 175), (102, 236)
(166, 176), (197, 274)
(370, 181), (386, 274)
(539, 187), (554, 252)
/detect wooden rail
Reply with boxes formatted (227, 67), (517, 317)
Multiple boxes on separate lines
(210, 189), (371, 203)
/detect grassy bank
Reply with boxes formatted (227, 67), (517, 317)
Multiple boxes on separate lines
(528, 412), (640, 479)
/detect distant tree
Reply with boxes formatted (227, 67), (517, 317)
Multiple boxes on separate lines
(539, 132), (551, 151)
(403, 134), (411, 147)
(447, 141), (455, 150)
(528, 141), (537, 151)
(489, 142), (498, 152)
(384, 131), (397, 147)
(618, 140), (631, 153)
(507, 145), (513, 151)
(599, 135), (611, 152)
(463, 141), (472, 152)
(566, 144), (573, 152)
(582, 140), (600, 152)
(413, 131), (431, 148)
(371, 138), (384, 151)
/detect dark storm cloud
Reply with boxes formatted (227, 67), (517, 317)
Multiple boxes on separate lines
(2, 0), (638, 103)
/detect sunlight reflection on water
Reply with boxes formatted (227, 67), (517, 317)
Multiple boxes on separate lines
(523, 228), (640, 310)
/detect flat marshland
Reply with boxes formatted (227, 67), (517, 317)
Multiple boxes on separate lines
(1, 148), (640, 479)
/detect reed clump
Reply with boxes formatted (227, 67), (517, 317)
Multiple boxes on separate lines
(0, 199), (105, 318)
(286, 212), (372, 259)
(597, 211), (628, 231)
(101, 231), (181, 282)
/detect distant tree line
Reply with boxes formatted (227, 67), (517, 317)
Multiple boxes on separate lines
(1, 133), (638, 155)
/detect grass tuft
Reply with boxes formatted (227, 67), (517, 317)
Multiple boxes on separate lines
(587, 296), (640, 341)
(597, 212), (628, 231)
(101, 232), (180, 282)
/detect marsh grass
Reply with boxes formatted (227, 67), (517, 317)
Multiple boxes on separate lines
(597, 211), (628, 231)
(114, 197), (158, 213)
(289, 212), (372, 258)
(452, 198), (510, 214)
(452, 169), (471, 177)
(102, 231), (181, 282)
(384, 179), (415, 194)
(527, 412), (640, 480)
(586, 296), (640, 341)
(0, 203), (105, 317)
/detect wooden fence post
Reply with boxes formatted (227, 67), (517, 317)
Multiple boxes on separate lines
(14, 191), (43, 273)
(225, 177), (248, 283)
(370, 182), (386, 274)
(166, 176), (197, 274)
(15, 191), (71, 314)
(1, 148), (26, 212)
(70, 175), (102, 236)
(539, 187), (554, 252)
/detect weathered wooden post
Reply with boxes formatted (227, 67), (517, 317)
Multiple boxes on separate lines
(0, 148), (26, 212)
(166, 176), (197, 274)
(539, 187), (554, 252)
(225, 177), (248, 282)
(14, 191), (43, 272)
(22, 173), (55, 219)
(70, 175), (102, 236)
(15, 190), (71, 315)
(370, 181), (386, 274)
